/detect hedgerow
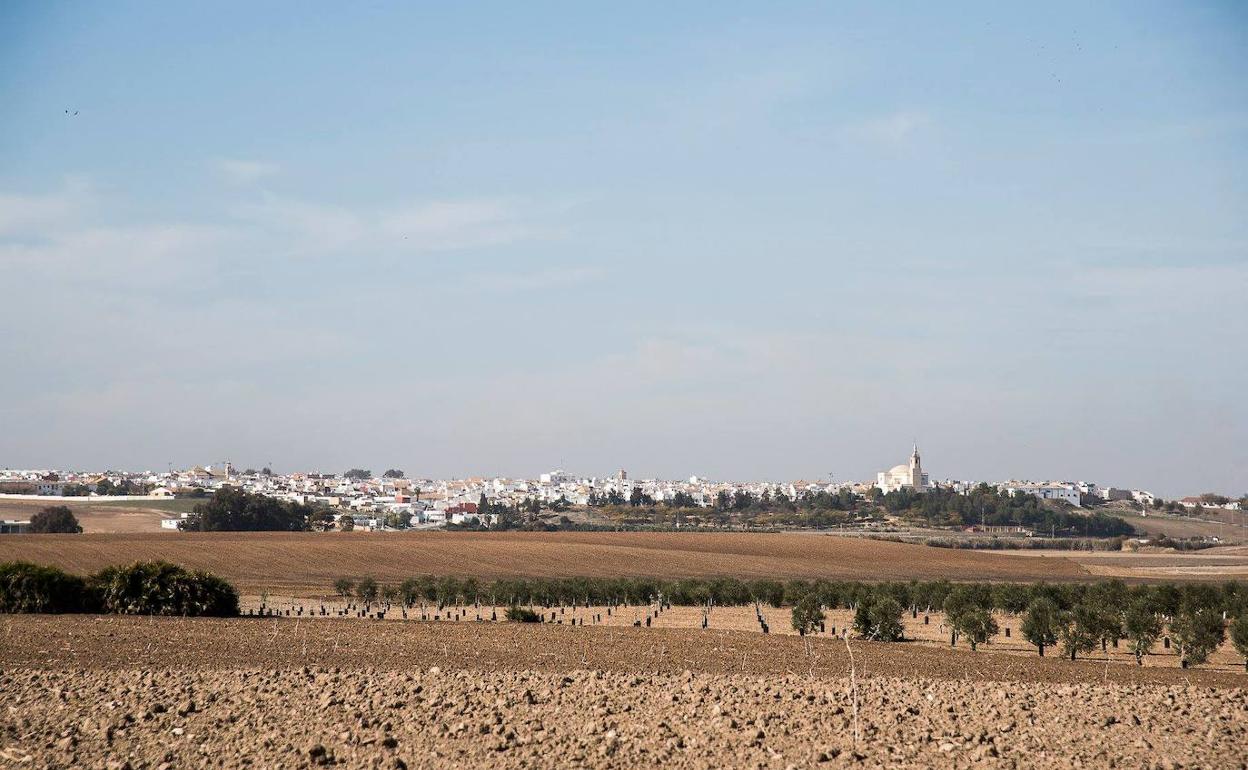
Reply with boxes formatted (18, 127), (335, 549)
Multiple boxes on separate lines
(0, 561), (239, 617)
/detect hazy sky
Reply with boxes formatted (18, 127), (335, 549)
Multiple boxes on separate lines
(1, 2), (1245, 496)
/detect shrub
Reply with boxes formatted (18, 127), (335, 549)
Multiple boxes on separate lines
(333, 577), (354, 597)
(505, 606), (541, 623)
(0, 562), (91, 613)
(790, 594), (824, 635)
(27, 506), (82, 534)
(90, 561), (239, 617)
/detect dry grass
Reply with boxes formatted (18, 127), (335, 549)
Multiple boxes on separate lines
(0, 498), (183, 533)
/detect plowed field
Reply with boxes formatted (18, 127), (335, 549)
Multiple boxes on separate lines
(0, 531), (1089, 594)
(2, 616), (1245, 769)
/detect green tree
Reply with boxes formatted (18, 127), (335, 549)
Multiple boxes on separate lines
(180, 488), (314, 532)
(790, 595), (825, 636)
(1021, 598), (1061, 657)
(337, 513), (355, 531)
(1123, 599), (1163, 665)
(1229, 615), (1248, 672)
(953, 608), (999, 651)
(382, 469), (405, 478)
(333, 577), (354, 597)
(1085, 580), (1128, 652)
(1060, 604), (1100, 661)
(853, 596), (904, 641)
(355, 577), (379, 602)
(1170, 608), (1225, 668)
(384, 510), (410, 529)
(344, 469), (371, 481)
(27, 506), (82, 534)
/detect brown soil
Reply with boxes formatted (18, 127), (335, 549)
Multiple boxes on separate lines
(1, 616), (1245, 769)
(0, 531), (1090, 594)
(0, 499), (171, 533)
(239, 598), (1248, 674)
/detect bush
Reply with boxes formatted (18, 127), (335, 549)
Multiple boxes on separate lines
(505, 606), (541, 623)
(0, 562), (91, 613)
(90, 561), (239, 617)
(27, 506), (82, 534)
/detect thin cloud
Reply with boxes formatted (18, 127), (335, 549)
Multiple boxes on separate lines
(216, 159), (280, 185)
(0, 179), (90, 236)
(234, 195), (546, 255)
(464, 266), (605, 294)
(844, 111), (932, 146)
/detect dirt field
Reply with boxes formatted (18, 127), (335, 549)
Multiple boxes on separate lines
(1099, 505), (1248, 542)
(0, 498), (191, 533)
(1001, 548), (1248, 580)
(240, 597), (1248, 674)
(0, 531), (1092, 594)
(1, 616), (1245, 768)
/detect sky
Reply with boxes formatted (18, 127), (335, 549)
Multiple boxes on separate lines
(1, 2), (1245, 497)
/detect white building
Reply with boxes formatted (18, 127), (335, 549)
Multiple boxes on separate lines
(1000, 482), (1081, 507)
(876, 446), (929, 494)
(539, 469), (573, 485)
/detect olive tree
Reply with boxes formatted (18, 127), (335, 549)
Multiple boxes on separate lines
(1123, 598), (1163, 666)
(790, 594), (824, 636)
(1229, 615), (1248, 672)
(355, 576), (379, 602)
(1171, 608), (1225, 668)
(953, 608), (999, 651)
(853, 596), (904, 641)
(1059, 604), (1100, 661)
(1021, 598), (1060, 657)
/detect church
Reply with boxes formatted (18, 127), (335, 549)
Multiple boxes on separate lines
(876, 445), (929, 493)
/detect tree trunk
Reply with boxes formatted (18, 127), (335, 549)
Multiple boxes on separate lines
(1070, 648), (1076, 661)
(1038, 643), (1044, 657)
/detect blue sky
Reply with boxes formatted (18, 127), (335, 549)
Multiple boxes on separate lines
(1, 2), (1245, 496)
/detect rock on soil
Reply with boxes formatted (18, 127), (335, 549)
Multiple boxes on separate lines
(1, 668), (1245, 769)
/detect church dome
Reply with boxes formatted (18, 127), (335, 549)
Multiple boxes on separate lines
(888, 464), (909, 475)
